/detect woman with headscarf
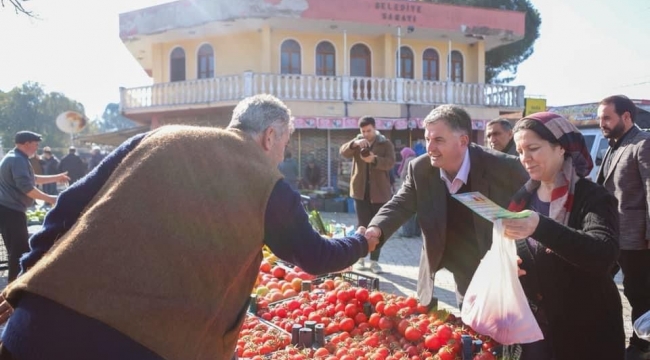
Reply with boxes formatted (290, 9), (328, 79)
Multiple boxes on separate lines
(500, 112), (624, 359)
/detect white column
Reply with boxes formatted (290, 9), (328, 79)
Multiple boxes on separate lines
(343, 30), (348, 76)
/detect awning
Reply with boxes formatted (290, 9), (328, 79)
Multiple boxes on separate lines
(294, 117), (487, 130)
(76, 126), (150, 147)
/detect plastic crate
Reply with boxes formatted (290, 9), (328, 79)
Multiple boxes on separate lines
(313, 271), (379, 291)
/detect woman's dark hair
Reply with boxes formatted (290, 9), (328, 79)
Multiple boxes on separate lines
(513, 118), (560, 146)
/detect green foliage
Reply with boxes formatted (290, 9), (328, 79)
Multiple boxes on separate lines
(0, 82), (85, 151)
(418, 0), (541, 84)
(96, 103), (137, 133)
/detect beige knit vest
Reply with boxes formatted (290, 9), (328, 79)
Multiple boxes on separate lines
(4, 125), (282, 360)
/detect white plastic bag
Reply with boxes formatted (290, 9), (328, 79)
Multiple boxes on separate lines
(634, 310), (650, 341)
(461, 220), (544, 345)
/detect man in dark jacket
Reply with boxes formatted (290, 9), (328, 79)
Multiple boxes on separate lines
(58, 147), (86, 184)
(365, 105), (528, 307)
(41, 147), (60, 195)
(87, 146), (104, 171)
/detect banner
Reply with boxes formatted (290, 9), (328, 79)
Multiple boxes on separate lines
(524, 98), (547, 117)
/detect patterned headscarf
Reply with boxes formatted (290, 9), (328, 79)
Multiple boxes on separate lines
(508, 112), (593, 226)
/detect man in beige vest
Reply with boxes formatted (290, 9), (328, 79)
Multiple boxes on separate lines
(0, 94), (377, 360)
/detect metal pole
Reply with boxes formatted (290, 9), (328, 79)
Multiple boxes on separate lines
(397, 26), (402, 78)
(447, 40), (452, 81)
(327, 129), (331, 188)
(298, 130), (302, 178)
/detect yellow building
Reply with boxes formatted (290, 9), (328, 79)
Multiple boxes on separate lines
(117, 0), (526, 189)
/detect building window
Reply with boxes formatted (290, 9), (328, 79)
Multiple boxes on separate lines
(350, 44), (371, 77)
(281, 39), (301, 74)
(451, 50), (463, 82)
(423, 48), (439, 81)
(197, 44), (214, 79)
(316, 41), (336, 76)
(397, 46), (414, 79)
(170, 47), (186, 82)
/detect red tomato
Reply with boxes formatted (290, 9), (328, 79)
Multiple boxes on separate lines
(474, 351), (497, 360)
(339, 317), (355, 332)
(354, 312), (368, 325)
(383, 303), (399, 317)
(355, 288), (370, 302)
(404, 326), (423, 342)
(271, 266), (286, 279)
(397, 319), (410, 335)
(436, 324), (453, 342)
(314, 348), (330, 357)
(337, 289), (352, 303)
(375, 301), (386, 314)
(368, 313), (381, 328)
(369, 291), (384, 305)
(378, 317), (394, 330)
(436, 346), (454, 360)
(345, 304), (358, 318)
(423, 334), (443, 351)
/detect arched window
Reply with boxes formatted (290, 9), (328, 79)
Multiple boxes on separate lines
(316, 41), (336, 76)
(451, 50), (464, 82)
(281, 39), (301, 74)
(170, 47), (186, 82)
(422, 49), (439, 81)
(350, 44), (371, 77)
(397, 46), (414, 79)
(197, 44), (214, 79)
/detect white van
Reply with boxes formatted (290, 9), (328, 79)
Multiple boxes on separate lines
(580, 127), (609, 180)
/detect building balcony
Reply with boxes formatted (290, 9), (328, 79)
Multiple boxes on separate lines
(120, 72), (525, 115)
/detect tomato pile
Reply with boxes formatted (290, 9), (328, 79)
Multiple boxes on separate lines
(237, 315), (292, 358)
(254, 260), (317, 303)
(242, 276), (501, 360)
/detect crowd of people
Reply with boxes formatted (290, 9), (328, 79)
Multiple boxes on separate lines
(0, 93), (647, 360)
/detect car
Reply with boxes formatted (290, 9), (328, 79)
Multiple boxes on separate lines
(580, 127), (609, 181)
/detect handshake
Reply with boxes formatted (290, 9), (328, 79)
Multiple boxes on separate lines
(354, 226), (382, 252)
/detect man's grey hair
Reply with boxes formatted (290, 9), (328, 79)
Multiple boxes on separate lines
(422, 104), (472, 135)
(486, 118), (513, 132)
(227, 94), (294, 139)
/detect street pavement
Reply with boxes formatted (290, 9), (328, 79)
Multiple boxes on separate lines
(321, 211), (634, 343)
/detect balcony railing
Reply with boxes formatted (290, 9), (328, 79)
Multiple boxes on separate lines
(120, 72), (525, 112)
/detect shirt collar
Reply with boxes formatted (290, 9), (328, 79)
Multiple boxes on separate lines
(440, 148), (471, 185)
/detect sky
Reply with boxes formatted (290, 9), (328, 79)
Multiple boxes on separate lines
(0, 0), (649, 121)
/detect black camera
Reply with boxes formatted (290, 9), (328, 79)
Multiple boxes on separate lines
(360, 147), (371, 157)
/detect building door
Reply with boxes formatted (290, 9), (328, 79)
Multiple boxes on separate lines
(350, 44), (371, 100)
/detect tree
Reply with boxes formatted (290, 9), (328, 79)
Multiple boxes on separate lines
(1, 0), (32, 16)
(0, 82), (85, 151)
(96, 103), (138, 133)
(418, 0), (541, 84)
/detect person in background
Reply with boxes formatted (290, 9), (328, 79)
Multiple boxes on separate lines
(58, 147), (86, 184)
(486, 118), (517, 156)
(396, 146), (419, 237)
(340, 116), (396, 274)
(364, 105), (527, 308)
(41, 147), (60, 196)
(0, 132), (69, 282)
(278, 150), (299, 190)
(303, 156), (321, 190)
(87, 146), (104, 171)
(595, 95), (650, 360)
(0, 94), (377, 360)
(501, 112), (624, 359)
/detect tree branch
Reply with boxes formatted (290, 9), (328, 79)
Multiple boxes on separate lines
(1, 0), (33, 17)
